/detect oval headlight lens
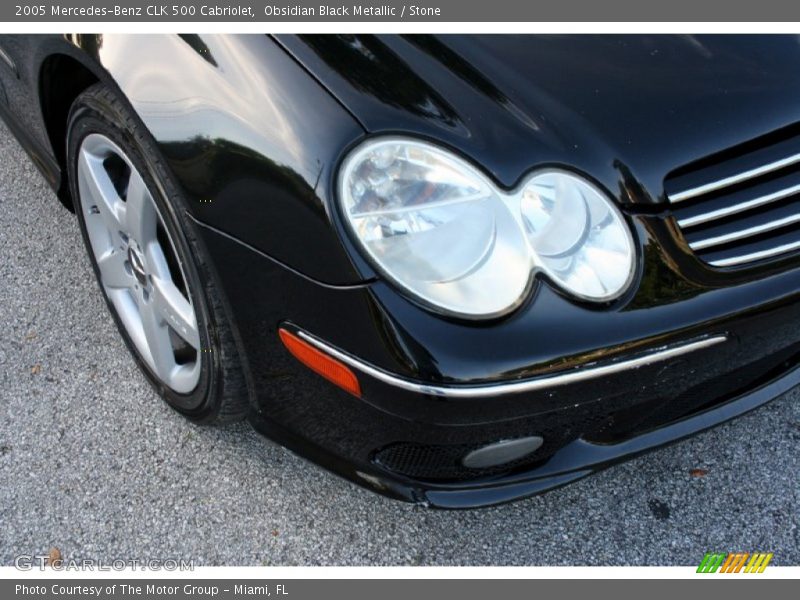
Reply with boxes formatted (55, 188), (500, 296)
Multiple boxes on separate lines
(520, 171), (635, 300)
(338, 139), (531, 318)
(338, 139), (635, 317)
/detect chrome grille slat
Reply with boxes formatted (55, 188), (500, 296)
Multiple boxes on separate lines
(676, 182), (800, 228)
(688, 212), (800, 250)
(707, 239), (800, 267)
(666, 133), (800, 269)
(669, 151), (800, 203)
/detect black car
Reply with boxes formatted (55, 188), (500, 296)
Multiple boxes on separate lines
(2, 34), (799, 508)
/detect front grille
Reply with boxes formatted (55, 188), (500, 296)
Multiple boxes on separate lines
(666, 132), (800, 268)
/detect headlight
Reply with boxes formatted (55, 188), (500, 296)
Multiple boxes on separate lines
(338, 138), (635, 318)
(519, 171), (635, 301)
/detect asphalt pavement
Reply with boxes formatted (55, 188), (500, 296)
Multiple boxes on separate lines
(1, 120), (798, 566)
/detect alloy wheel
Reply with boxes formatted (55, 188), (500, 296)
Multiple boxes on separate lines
(77, 133), (202, 393)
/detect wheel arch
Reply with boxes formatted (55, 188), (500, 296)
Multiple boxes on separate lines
(38, 52), (101, 210)
(38, 52), (102, 209)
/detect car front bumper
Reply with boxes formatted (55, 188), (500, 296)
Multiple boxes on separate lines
(195, 216), (800, 508)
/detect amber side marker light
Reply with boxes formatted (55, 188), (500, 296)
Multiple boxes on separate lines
(278, 328), (362, 398)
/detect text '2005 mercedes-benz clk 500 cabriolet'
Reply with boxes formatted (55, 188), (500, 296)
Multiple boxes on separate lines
(1, 34), (799, 507)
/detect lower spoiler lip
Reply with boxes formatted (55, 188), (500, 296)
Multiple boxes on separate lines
(293, 329), (728, 399)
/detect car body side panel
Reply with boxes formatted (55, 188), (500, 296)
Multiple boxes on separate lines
(0, 33), (371, 285)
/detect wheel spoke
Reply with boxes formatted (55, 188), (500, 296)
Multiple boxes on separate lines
(96, 248), (131, 290)
(170, 365), (201, 394)
(139, 297), (177, 382)
(150, 274), (200, 350)
(145, 241), (174, 281)
(78, 150), (125, 233)
(125, 169), (158, 247)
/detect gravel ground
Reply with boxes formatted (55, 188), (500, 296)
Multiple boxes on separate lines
(0, 119), (798, 566)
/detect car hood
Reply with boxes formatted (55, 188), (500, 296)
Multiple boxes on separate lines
(277, 34), (800, 205)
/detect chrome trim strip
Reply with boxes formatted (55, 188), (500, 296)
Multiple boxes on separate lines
(689, 212), (800, 250)
(677, 182), (800, 228)
(669, 152), (800, 203)
(708, 239), (800, 267)
(296, 331), (728, 399)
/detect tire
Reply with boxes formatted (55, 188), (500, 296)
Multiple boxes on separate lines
(67, 83), (249, 424)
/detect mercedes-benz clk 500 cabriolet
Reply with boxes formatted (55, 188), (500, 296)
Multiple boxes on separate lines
(1, 34), (798, 507)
